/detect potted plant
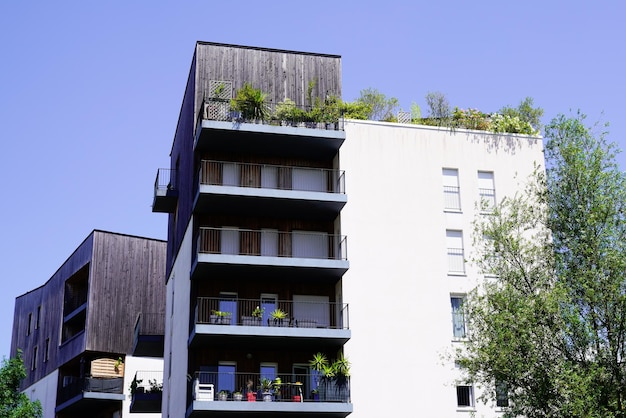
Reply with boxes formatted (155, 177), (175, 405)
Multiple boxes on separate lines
(246, 379), (256, 402)
(218, 390), (229, 401)
(242, 306), (264, 326)
(210, 310), (232, 325)
(269, 308), (289, 327)
(231, 83), (269, 123)
(233, 391), (243, 401)
(330, 354), (350, 402)
(309, 352), (328, 401)
(260, 378), (273, 402)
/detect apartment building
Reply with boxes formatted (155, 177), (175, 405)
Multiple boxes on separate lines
(152, 42), (352, 418)
(10, 230), (167, 418)
(152, 41), (545, 418)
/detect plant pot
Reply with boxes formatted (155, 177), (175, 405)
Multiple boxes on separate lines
(269, 318), (288, 327)
(218, 392), (228, 401)
(242, 316), (261, 326)
(233, 393), (243, 401)
(263, 392), (272, 402)
(246, 392), (256, 402)
(210, 314), (232, 325)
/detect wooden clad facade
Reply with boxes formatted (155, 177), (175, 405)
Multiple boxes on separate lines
(10, 230), (166, 389)
(166, 42), (342, 277)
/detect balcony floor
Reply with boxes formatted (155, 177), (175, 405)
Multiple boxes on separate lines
(187, 400), (352, 418)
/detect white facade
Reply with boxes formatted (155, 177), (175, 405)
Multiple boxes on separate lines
(340, 120), (544, 417)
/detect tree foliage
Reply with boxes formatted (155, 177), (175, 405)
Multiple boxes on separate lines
(0, 351), (42, 418)
(498, 97), (544, 133)
(355, 88), (399, 121)
(425, 91), (451, 122)
(458, 112), (626, 417)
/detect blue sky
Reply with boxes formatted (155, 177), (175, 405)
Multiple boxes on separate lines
(1, 1), (625, 359)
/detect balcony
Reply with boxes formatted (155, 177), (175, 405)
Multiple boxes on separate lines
(55, 376), (124, 414)
(187, 371), (351, 418)
(447, 247), (466, 275)
(192, 227), (349, 280)
(194, 99), (346, 161)
(133, 312), (165, 357)
(152, 168), (178, 213)
(130, 370), (163, 413)
(189, 297), (350, 349)
(195, 160), (346, 219)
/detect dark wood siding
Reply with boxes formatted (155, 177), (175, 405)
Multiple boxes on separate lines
(10, 234), (93, 389)
(86, 231), (167, 354)
(194, 42), (342, 127)
(167, 54), (197, 278)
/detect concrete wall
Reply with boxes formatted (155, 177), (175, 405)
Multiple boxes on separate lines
(23, 369), (58, 418)
(162, 221), (193, 418)
(340, 120), (544, 417)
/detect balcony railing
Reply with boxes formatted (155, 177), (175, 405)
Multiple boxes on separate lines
(130, 371), (163, 413)
(447, 247), (466, 274)
(194, 297), (349, 330)
(199, 160), (346, 194)
(134, 312), (165, 338)
(198, 98), (345, 131)
(154, 168), (176, 194)
(479, 188), (496, 212)
(443, 185), (461, 211)
(197, 227), (348, 261)
(57, 376), (124, 404)
(191, 371), (350, 403)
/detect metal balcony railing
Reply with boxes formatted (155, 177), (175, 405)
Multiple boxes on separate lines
(197, 227), (348, 261)
(154, 168), (176, 194)
(194, 297), (349, 330)
(447, 247), (466, 274)
(199, 160), (346, 194)
(443, 185), (461, 211)
(198, 98), (345, 131)
(190, 371), (350, 403)
(57, 376), (124, 404)
(134, 312), (165, 340)
(131, 370), (163, 394)
(479, 188), (496, 212)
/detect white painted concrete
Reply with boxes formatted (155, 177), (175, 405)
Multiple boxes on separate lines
(23, 369), (58, 418)
(340, 120), (544, 418)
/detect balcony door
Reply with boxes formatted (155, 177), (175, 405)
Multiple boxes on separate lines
(217, 363), (236, 394)
(221, 227), (239, 255)
(260, 294), (277, 327)
(219, 293), (237, 326)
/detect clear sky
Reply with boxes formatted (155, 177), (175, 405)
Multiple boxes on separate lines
(1, 1), (625, 359)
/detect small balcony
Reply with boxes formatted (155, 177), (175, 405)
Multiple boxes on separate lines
(133, 312), (165, 357)
(447, 247), (466, 275)
(187, 371), (351, 418)
(130, 370), (163, 413)
(192, 227), (349, 280)
(194, 99), (346, 161)
(189, 297), (350, 348)
(55, 376), (124, 414)
(152, 168), (178, 213)
(195, 160), (346, 220)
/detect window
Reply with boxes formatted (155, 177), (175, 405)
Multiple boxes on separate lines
(44, 338), (50, 362)
(496, 380), (509, 407)
(35, 306), (41, 330)
(446, 230), (465, 274)
(443, 168), (461, 211)
(217, 363), (236, 394)
(478, 171), (496, 212)
(27, 313), (32, 336)
(456, 385), (474, 407)
(451, 296), (467, 339)
(31, 346), (38, 371)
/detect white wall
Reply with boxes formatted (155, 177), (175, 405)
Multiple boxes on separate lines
(23, 369), (58, 418)
(162, 221), (193, 418)
(340, 120), (544, 418)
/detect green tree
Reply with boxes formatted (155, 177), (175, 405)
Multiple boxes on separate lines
(0, 351), (42, 418)
(498, 97), (544, 133)
(425, 91), (451, 123)
(355, 88), (399, 121)
(459, 112), (626, 417)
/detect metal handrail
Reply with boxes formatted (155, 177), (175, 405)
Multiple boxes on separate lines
(198, 160), (346, 194)
(197, 227), (348, 260)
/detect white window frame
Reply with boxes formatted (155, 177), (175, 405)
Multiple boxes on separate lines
(443, 168), (461, 212)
